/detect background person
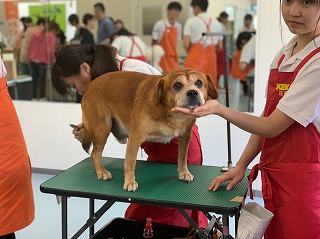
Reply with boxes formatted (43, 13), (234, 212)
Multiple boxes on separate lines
(183, 0), (223, 86)
(238, 14), (256, 34)
(152, 1), (182, 72)
(94, 2), (116, 45)
(173, 0), (320, 237)
(0, 55), (35, 239)
(110, 28), (147, 62)
(68, 14), (95, 45)
(28, 18), (56, 101)
(51, 44), (208, 229)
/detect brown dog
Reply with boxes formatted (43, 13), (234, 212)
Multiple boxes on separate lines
(81, 68), (218, 191)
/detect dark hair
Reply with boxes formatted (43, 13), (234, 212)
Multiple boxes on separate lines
(94, 2), (105, 12)
(191, 0), (208, 12)
(51, 45), (119, 95)
(110, 28), (134, 44)
(244, 14), (253, 21)
(20, 17), (32, 23)
(83, 13), (94, 25)
(36, 17), (46, 26)
(68, 14), (79, 24)
(219, 11), (229, 19)
(236, 32), (254, 50)
(167, 2), (182, 11)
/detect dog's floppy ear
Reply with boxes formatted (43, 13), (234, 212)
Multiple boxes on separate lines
(155, 78), (166, 106)
(206, 74), (218, 99)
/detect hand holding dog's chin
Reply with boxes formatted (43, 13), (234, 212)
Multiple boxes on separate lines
(171, 99), (219, 117)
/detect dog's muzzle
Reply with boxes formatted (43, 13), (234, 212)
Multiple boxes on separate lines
(184, 90), (202, 109)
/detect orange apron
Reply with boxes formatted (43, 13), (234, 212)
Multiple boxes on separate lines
(125, 125), (208, 229)
(159, 21), (179, 72)
(230, 49), (253, 82)
(128, 36), (147, 62)
(0, 71), (34, 235)
(184, 16), (217, 86)
(249, 49), (320, 238)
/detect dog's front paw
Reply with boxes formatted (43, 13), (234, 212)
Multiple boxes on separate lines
(123, 180), (139, 192)
(96, 169), (112, 180)
(178, 171), (194, 182)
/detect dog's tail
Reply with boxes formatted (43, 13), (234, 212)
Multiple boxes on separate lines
(81, 126), (92, 153)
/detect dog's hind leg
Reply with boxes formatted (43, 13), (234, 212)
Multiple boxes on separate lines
(90, 120), (113, 180)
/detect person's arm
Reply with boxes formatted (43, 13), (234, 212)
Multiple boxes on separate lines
(183, 35), (191, 50)
(209, 133), (261, 191)
(172, 99), (295, 138)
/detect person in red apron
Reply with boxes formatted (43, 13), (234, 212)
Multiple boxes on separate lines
(51, 44), (208, 229)
(172, 0), (320, 237)
(0, 57), (35, 239)
(152, 2), (182, 73)
(183, 0), (220, 86)
(111, 28), (147, 62)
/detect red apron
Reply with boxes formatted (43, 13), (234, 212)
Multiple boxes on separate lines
(184, 16), (217, 86)
(249, 49), (320, 238)
(0, 73), (35, 235)
(125, 125), (208, 228)
(159, 21), (179, 72)
(128, 36), (147, 62)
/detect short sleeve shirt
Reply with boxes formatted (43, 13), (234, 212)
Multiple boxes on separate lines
(116, 54), (162, 75)
(269, 35), (320, 132)
(152, 19), (182, 42)
(112, 36), (147, 57)
(97, 17), (115, 44)
(183, 13), (223, 46)
(240, 35), (256, 64)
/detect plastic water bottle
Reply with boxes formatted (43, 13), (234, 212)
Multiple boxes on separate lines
(143, 218), (153, 238)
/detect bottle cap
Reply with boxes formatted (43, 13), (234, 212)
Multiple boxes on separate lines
(145, 217), (152, 230)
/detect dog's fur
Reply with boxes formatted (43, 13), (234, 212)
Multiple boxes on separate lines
(81, 68), (218, 191)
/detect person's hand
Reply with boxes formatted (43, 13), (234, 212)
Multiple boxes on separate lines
(208, 165), (246, 191)
(171, 99), (220, 118)
(72, 123), (84, 142)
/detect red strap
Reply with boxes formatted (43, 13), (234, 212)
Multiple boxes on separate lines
(277, 47), (320, 71)
(198, 16), (214, 45)
(129, 36), (144, 58)
(119, 58), (127, 71)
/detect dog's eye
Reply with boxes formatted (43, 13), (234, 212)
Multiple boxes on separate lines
(173, 82), (183, 91)
(195, 80), (203, 88)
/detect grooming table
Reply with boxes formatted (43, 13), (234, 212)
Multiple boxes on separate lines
(40, 157), (249, 239)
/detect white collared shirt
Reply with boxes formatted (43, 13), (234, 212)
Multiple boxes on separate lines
(152, 19), (182, 42)
(269, 35), (320, 132)
(116, 54), (162, 75)
(183, 12), (224, 46)
(0, 56), (7, 78)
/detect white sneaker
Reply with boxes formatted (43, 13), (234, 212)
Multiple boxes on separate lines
(39, 97), (47, 102)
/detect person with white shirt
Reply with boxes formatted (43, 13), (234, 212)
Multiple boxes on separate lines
(110, 28), (147, 62)
(173, 0), (320, 237)
(183, 0), (223, 86)
(152, 2), (182, 72)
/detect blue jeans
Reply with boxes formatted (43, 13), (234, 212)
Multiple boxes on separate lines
(30, 61), (46, 98)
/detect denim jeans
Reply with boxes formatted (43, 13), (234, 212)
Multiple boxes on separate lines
(30, 61), (46, 98)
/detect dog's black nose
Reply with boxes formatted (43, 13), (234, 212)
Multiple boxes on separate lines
(187, 90), (199, 98)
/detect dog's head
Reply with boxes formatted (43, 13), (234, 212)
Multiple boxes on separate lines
(155, 68), (218, 109)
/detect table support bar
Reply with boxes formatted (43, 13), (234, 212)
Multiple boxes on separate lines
(178, 209), (210, 239)
(71, 199), (116, 239)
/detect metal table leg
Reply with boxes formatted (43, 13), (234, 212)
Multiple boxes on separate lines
(62, 196), (68, 239)
(89, 198), (95, 237)
(222, 214), (230, 239)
